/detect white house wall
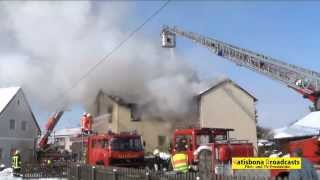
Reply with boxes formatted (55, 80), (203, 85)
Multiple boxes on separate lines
(199, 82), (258, 153)
(0, 89), (39, 166)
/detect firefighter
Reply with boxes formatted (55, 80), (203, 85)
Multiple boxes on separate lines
(171, 146), (189, 173)
(11, 150), (22, 177)
(153, 149), (171, 171)
(177, 137), (188, 151)
(81, 113), (92, 135)
(289, 148), (318, 180)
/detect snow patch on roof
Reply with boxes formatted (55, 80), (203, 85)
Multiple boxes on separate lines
(0, 87), (20, 114)
(54, 127), (81, 137)
(293, 111), (320, 129)
(273, 112), (320, 139)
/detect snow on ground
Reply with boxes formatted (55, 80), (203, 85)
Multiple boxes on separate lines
(0, 168), (66, 180)
(273, 112), (320, 139)
(258, 139), (274, 146)
(54, 127), (81, 137)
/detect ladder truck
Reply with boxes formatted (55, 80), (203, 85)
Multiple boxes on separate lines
(37, 111), (65, 161)
(161, 26), (320, 178)
(161, 25), (320, 110)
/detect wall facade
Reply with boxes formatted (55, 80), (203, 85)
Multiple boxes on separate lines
(92, 82), (258, 154)
(199, 82), (258, 152)
(0, 90), (40, 166)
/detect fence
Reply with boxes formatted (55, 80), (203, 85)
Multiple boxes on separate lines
(21, 162), (68, 179)
(67, 163), (278, 180)
(20, 162), (290, 180)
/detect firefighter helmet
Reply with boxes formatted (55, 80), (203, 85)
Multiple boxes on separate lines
(153, 149), (160, 156)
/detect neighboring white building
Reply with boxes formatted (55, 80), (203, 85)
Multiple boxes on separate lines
(0, 87), (40, 166)
(54, 127), (81, 152)
(198, 79), (258, 151)
(274, 112), (320, 139)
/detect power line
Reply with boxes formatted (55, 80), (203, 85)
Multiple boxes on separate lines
(52, 0), (171, 108)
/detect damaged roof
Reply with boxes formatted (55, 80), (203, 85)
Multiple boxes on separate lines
(97, 78), (257, 107)
(97, 90), (137, 107)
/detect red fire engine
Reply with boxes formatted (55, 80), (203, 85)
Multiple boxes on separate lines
(161, 26), (320, 177)
(86, 131), (145, 167)
(172, 128), (254, 172)
(288, 137), (320, 165)
(268, 136), (320, 178)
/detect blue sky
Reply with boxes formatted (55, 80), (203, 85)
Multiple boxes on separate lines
(34, 1), (320, 130)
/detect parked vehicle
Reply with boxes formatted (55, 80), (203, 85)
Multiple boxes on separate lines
(86, 131), (145, 167)
(171, 128), (254, 173)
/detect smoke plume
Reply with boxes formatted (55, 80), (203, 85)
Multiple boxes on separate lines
(0, 2), (210, 120)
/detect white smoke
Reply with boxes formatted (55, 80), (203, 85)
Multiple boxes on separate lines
(0, 2), (211, 120)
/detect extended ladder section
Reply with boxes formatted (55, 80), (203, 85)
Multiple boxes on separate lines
(161, 25), (320, 109)
(38, 111), (64, 150)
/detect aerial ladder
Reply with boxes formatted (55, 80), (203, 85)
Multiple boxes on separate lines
(38, 111), (64, 151)
(161, 25), (320, 110)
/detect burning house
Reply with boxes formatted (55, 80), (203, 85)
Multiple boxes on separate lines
(89, 78), (258, 153)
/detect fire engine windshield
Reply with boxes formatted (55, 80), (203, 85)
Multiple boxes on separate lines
(110, 138), (143, 151)
(196, 134), (213, 145)
(196, 134), (227, 146)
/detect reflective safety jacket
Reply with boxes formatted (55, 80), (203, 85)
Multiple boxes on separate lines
(171, 153), (188, 173)
(12, 154), (21, 169)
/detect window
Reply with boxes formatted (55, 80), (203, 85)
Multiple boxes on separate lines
(21, 121), (27, 131)
(107, 106), (113, 114)
(130, 105), (141, 121)
(175, 135), (192, 150)
(158, 135), (166, 146)
(92, 139), (108, 149)
(92, 140), (96, 148)
(17, 100), (20, 106)
(111, 138), (142, 151)
(196, 135), (211, 145)
(10, 119), (15, 130)
(108, 106), (113, 123)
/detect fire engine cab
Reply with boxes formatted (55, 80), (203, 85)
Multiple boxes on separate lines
(86, 131), (145, 167)
(172, 128), (254, 174)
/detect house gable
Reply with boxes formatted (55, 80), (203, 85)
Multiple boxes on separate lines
(0, 88), (40, 138)
(198, 81), (258, 151)
(0, 87), (20, 117)
(199, 79), (257, 102)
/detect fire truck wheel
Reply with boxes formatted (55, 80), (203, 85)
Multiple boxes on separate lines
(198, 150), (212, 176)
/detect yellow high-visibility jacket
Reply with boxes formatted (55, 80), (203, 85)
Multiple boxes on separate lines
(11, 154), (21, 169)
(171, 153), (188, 173)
